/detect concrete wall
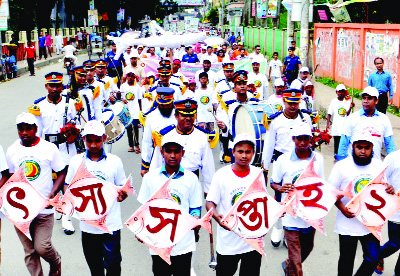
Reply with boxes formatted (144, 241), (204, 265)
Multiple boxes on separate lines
(314, 23), (400, 107)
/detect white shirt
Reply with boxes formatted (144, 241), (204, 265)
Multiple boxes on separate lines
(54, 35), (63, 46)
(123, 52), (132, 63)
(65, 152), (127, 234)
(262, 112), (312, 170)
(271, 150), (324, 228)
(207, 165), (265, 255)
(149, 127), (215, 193)
(150, 80), (183, 102)
(119, 82), (144, 119)
(6, 139), (65, 214)
(212, 78), (234, 105)
(248, 72), (269, 101)
(96, 74), (119, 103)
(342, 109), (393, 159)
(300, 95), (314, 111)
(248, 52), (265, 60)
(201, 53), (218, 64)
(327, 98), (352, 136)
(87, 78), (107, 118)
(138, 166), (202, 256)
(194, 69), (216, 89)
(141, 109), (176, 169)
(62, 45), (76, 58)
(328, 157), (384, 236)
(383, 151), (400, 223)
(195, 87), (215, 123)
(34, 95), (78, 165)
(78, 87), (101, 121)
(269, 59), (283, 78)
(267, 94), (284, 112)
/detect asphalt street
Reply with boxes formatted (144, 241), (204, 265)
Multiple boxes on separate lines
(0, 54), (398, 275)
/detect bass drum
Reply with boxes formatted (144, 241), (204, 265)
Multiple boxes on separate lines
(101, 109), (125, 144)
(232, 103), (276, 166)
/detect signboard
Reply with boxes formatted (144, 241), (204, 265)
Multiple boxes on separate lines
(88, 10), (99, 26)
(176, 0), (204, 6)
(252, 1), (256, 17)
(177, 21), (185, 32)
(117, 9), (125, 22)
(257, 0), (267, 18)
(282, 0), (293, 12)
(0, 0), (9, 17)
(89, 0), (95, 10)
(185, 17), (199, 32)
(0, 16), (7, 31)
(268, 0), (279, 18)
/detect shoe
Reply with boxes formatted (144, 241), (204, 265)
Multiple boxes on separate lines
(62, 215), (75, 235)
(128, 147), (134, 152)
(134, 146), (141, 154)
(375, 259), (384, 274)
(223, 155), (231, 163)
(282, 261), (287, 276)
(49, 262), (61, 276)
(271, 225), (283, 248)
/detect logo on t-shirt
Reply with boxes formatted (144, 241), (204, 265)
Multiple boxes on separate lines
(231, 192), (243, 206)
(254, 80), (262, 88)
(171, 193), (181, 205)
(200, 95), (210, 105)
(353, 177), (371, 194)
(274, 103), (283, 111)
(338, 107), (346, 117)
(126, 92), (135, 101)
(22, 160), (41, 181)
(292, 173), (301, 184)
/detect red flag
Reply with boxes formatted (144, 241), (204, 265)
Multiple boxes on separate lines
(102, 12), (108, 21)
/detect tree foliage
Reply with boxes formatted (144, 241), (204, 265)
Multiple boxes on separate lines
(206, 6), (219, 26)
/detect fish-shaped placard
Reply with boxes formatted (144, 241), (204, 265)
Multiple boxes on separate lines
(287, 156), (342, 235)
(56, 161), (135, 233)
(345, 166), (400, 241)
(125, 175), (213, 265)
(220, 171), (295, 256)
(0, 163), (61, 239)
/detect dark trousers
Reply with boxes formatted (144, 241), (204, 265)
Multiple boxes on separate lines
(285, 227), (316, 276)
(338, 233), (380, 276)
(380, 221), (400, 275)
(39, 47), (47, 59)
(333, 136), (341, 155)
(151, 252), (192, 276)
(27, 58), (35, 75)
(81, 230), (122, 276)
(376, 92), (389, 114)
(127, 119), (139, 147)
(220, 135), (230, 158)
(216, 250), (262, 276)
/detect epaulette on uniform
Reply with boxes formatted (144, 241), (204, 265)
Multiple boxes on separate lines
(249, 98), (260, 102)
(97, 79), (105, 84)
(300, 109), (312, 115)
(270, 111), (283, 120)
(149, 86), (157, 93)
(139, 103), (158, 127)
(160, 124), (176, 136)
(220, 89), (231, 95)
(152, 124), (175, 149)
(262, 111), (282, 130)
(170, 82), (181, 87)
(194, 125), (210, 134)
(225, 99), (236, 106)
(34, 96), (46, 104)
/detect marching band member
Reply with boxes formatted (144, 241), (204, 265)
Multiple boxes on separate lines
(206, 133), (264, 276)
(149, 99), (215, 194)
(262, 88), (312, 248)
(6, 112), (65, 276)
(141, 87), (176, 177)
(138, 135), (202, 276)
(119, 70), (144, 153)
(95, 59), (120, 106)
(270, 122), (324, 276)
(329, 131), (392, 276)
(65, 120), (129, 276)
(142, 71), (156, 113)
(83, 60), (108, 114)
(28, 72), (80, 235)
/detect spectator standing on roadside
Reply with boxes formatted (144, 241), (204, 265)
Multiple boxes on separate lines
(269, 52), (283, 92)
(54, 31), (63, 55)
(38, 31), (47, 60)
(76, 29), (83, 49)
(45, 32), (52, 58)
(368, 57), (393, 114)
(82, 30), (88, 49)
(228, 32), (236, 45)
(25, 41), (36, 76)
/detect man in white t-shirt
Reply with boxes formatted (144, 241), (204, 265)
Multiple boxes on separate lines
(0, 144), (10, 268)
(267, 78), (285, 113)
(123, 46), (132, 64)
(268, 52), (283, 93)
(119, 70), (144, 153)
(337, 86), (396, 161)
(206, 134), (264, 276)
(61, 41), (77, 64)
(248, 57), (268, 100)
(195, 72), (215, 132)
(248, 45), (265, 61)
(138, 135), (202, 276)
(201, 46), (218, 64)
(326, 84), (354, 159)
(270, 122), (324, 276)
(375, 149), (400, 275)
(194, 58), (216, 89)
(65, 120), (129, 276)
(6, 112), (66, 276)
(329, 131), (391, 276)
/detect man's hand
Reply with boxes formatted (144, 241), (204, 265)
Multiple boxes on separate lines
(117, 190), (128, 202)
(141, 169), (149, 177)
(216, 214), (231, 231)
(280, 183), (294, 193)
(340, 206), (355, 218)
(217, 120), (226, 130)
(109, 95), (116, 103)
(386, 185), (395, 195)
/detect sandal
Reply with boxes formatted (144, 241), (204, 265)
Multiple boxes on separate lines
(135, 146), (141, 154)
(128, 147), (134, 152)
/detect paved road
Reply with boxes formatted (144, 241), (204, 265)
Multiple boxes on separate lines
(0, 55), (398, 275)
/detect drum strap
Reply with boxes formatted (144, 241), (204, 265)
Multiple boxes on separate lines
(297, 109), (306, 123)
(224, 79), (232, 91)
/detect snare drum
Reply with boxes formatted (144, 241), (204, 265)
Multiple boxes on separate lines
(101, 109), (125, 144)
(110, 101), (133, 128)
(232, 103), (276, 166)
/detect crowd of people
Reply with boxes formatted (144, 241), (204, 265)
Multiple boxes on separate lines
(0, 32), (397, 276)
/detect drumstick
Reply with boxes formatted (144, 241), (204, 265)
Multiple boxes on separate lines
(207, 107), (219, 122)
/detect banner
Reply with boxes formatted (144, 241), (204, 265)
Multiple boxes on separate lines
(256, 0), (267, 18)
(252, 1), (256, 17)
(0, 0), (9, 17)
(88, 10), (98, 26)
(282, 0), (292, 12)
(89, 0), (95, 10)
(267, 0), (279, 18)
(0, 15), (6, 31)
(102, 12), (108, 21)
(117, 9), (125, 22)
(139, 58), (268, 79)
(175, 0), (204, 6)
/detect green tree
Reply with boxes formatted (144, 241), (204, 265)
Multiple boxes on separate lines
(206, 6), (219, 26)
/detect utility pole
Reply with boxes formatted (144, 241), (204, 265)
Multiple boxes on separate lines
(300, 0), (310, 66)
(287, 9), (294, 48)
